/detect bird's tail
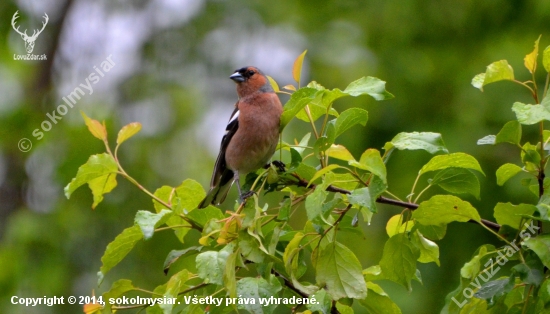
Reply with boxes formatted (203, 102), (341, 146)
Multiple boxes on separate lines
(198, 170), (234, 208)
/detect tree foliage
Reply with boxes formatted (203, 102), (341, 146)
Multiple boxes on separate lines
(70, 41), (550, 314)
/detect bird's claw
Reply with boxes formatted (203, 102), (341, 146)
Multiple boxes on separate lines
(271, 160), (286, 172)
(240, 190), (256, 202)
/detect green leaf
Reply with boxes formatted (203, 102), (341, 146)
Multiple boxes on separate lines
(117, 122), (142, 145)
(102, 279), (135, 312)
(308, 289), (332, 314)
(163, 247), (202, 275)
(474, 276), (514, 300)
(524, 235), (550, 269)
(496, 163), (523, 186)
(512, 263), (543, 286)
(348, 187), (376, 213)
(413, 231), (440, 266)
(326, 144), (356, 162)
(99, 225), (143, 278)
(160, 269), (189, 314)
(334, 108), (368, 138)
(348, 148), (386, 183)
(236, 275), (282, 314)
(363, 265), (384, 282)
(306, 182), (328, 222)
(472, 60), (514, 91)
(379, 233), (420, 290)
(224, 250), (238, 298)
(293, 50), (307, 84)
(431, 168), (480, 199)
(280, 88), (318, 130)
(343, 76), (394, 100)
(316, 241), (367, 300)
(88, 172), (117, 209)
(524, 35), (541, 74)
(64, 153), (118, 199)
(309, 164), (341, 187)
(493, 202), (536, 229)
(389, 132), (448, 154)
(415, 223), (447, 241)
(196, 244), (233, 285)
(413, 195), (481, 225)
(544, 45), (550, 73)
(238, 231), (266, 263)
(419, 152), (484, 176)
(512, 96), (550, 125)
(359, 282), (402, 314)
(496, 120), (522, 145)
(134, 209), (172, 240)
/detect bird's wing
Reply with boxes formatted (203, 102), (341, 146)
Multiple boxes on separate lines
(210, 105), (240, 188)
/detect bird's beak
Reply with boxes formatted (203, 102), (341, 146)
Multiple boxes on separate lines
(229, 72), (245, 82)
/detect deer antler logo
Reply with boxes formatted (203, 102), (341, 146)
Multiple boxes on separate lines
(11, 11), (49, 54)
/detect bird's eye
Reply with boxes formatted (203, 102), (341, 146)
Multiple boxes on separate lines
(248, 70), (255, 76)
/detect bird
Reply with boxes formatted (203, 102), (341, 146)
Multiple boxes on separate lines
(198, 66), (283, 208)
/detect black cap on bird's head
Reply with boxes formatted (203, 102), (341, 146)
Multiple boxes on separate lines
(229, 66), (263, 83)
(230, 66), (272, 96)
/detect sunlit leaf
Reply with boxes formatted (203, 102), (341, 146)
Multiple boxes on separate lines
(293, 50), (308, 84)
(64, 153), (118, 199)
(326, 144), (356, 162)
(134, 209), (172, 240)
(413, 195), (481, 225)
(512, 96), (550, 125)
(419, 152), (484, 176)
(308, 164), (341, 187)
(524, 35), (541, 74)
(99, 225), (143, 279)
(386, 214), (414, 237)
(348, 148), (386, 183)
(494, 202), (536, 229)
(334, 108), (368, 138)
(117, 122), (142, 145)
(267, 75), (279, 92)
(496, 163), (523, 186)
(160, 269), (190, 313)
(472, 60), (514, 91)
(280, 87), (318, 130)
(81, 111), (107, 140)
(544, 45), (550, 73)
(88, 172), (117, 209)
(413, 231), (440, 266)
(430, 168), (480, 199)
(343, 76), (394, 101)
(390, 132), (448, 154)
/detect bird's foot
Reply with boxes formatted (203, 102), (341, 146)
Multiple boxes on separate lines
(269, 160), (286, 172)
(240, 190), (256, 202)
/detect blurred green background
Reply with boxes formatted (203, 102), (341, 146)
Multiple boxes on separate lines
(1, 0), (550, 313)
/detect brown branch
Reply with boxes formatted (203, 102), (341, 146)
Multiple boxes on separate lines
(289, 173), (501, 231)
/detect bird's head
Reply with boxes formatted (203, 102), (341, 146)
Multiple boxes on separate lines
(230, 66), (273, 97)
